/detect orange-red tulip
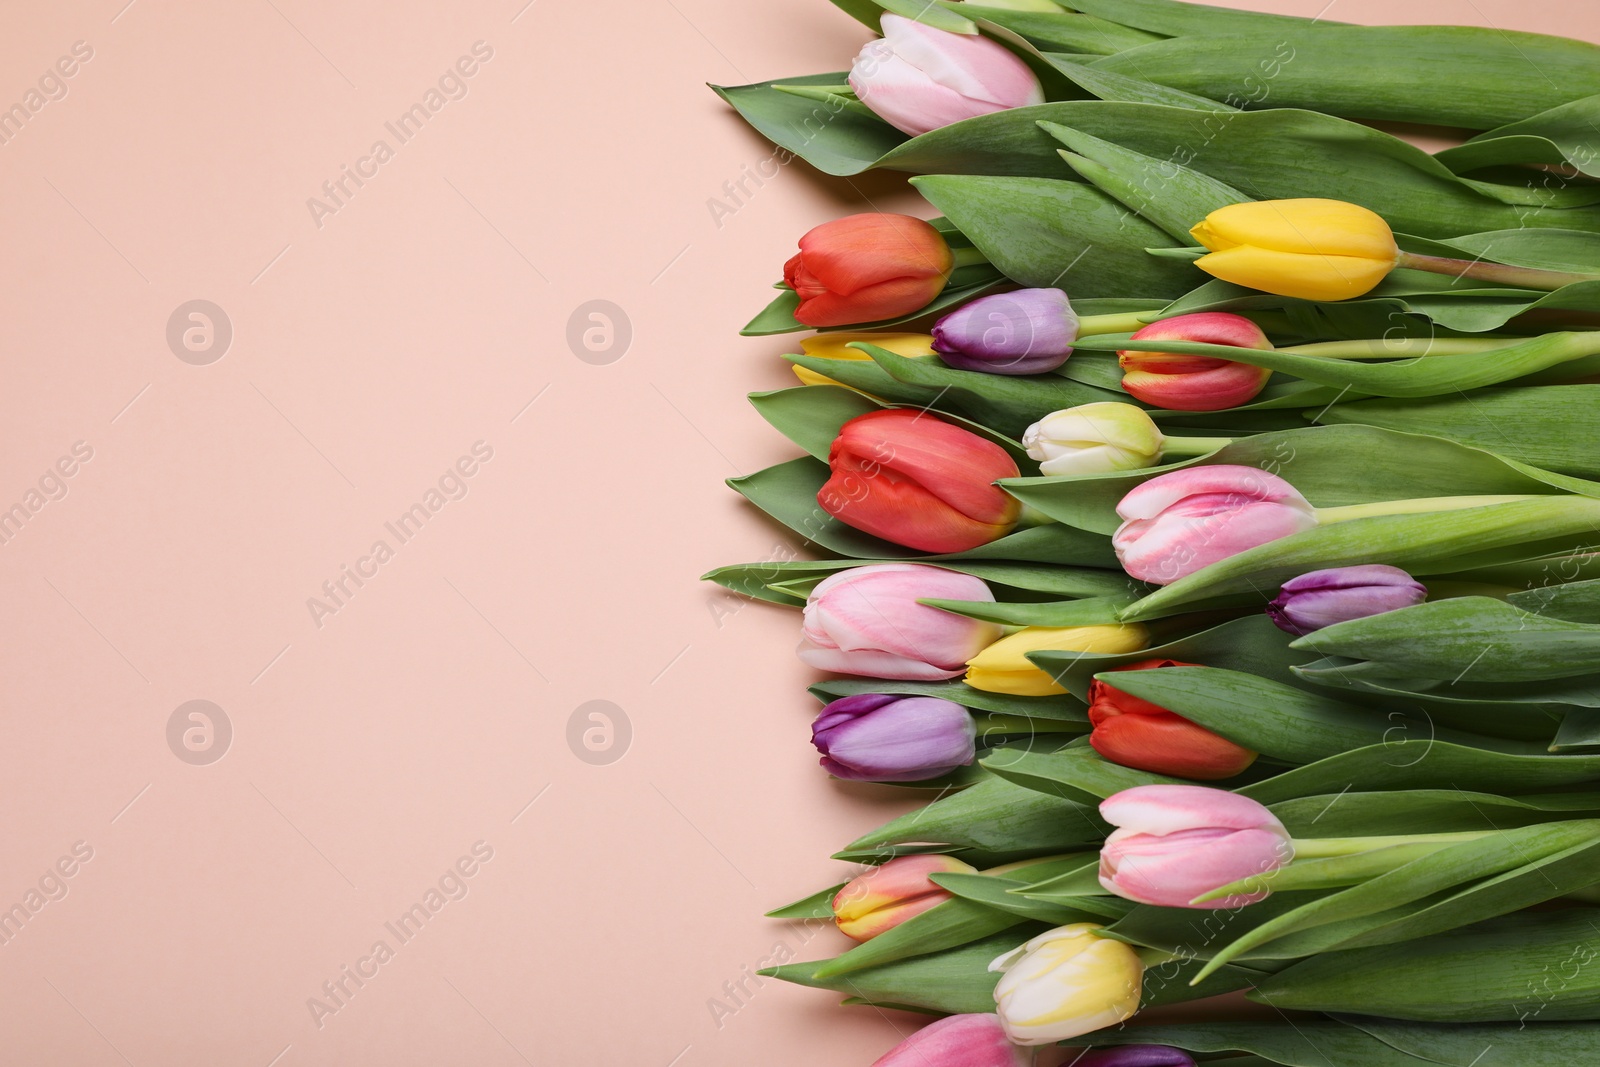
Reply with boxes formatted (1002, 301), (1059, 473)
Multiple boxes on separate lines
(1088, 659), (1257, 780)
(820, 409), (1020, 553)
(785, 214), (954, 327)
(1118, 312), (1273, 412)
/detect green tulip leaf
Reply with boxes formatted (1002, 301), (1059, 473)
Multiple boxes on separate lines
(1193, 822), (1600, 981)
(748, 385), (883, 461)
(1268, 789), (1600, 839)
(921, 593), (1138, 628)
(1439, 93), (1600, 180)
(1030, 615), (1314, 702)
(1317, 386), (1600, 481)
(1062, 0), (1337, 36)
(834, 775), (1107, 860)
(981, 744), (1192, 807)
(766, 884), (847, 920)
(759, 929), (1033, 1015)
(1073, 330), (1600, 399)
(1082, 1021), (1468, 1067)
(1552, 709), (1600, 752)
(1238, 741), (1600, 807)
(911, 174), (1199, 297)
(1251, 908), (1600, 1022)
(1344, 1016), (1600, 1066)
(812, 895), (1025, 978)
(1292, 597), (1600, 684)
(958, 8), (1164, 55)
(1003, 424), (1589, 537)
(1089, 26), (1600, 128)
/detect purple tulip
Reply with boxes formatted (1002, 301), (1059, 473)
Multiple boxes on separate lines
(812, 693), (977, 781)
(1074, 1047), (1197, 1067)
(1267, 564), (1427, 636)
(932, 289), (1078, 375)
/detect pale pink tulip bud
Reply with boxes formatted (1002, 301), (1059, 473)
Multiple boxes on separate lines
(870, 1013), (1028, 1067)
(849, 15), (1045, 137)
(1098, 785), (1293, 909)
(1112, 465), (1317, 585)
(799, 564), (1002, 680)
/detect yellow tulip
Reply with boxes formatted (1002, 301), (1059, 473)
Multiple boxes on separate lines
(792, 332), (937, 388)
(1190, 198), (1399, 302)
(965, 624), (1149, 696)
(988, 923), (1144, 1045)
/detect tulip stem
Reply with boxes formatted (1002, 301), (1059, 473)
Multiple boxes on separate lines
(1292, 830), (1490, 859)
(972, 713), (1083, 735)
(1395, 251), (1600, 292)
(1078, 312), (1155, 337)
(950, 245), (991, 269)
(1316, 494), (1544, 524)
(1160, 436), (1232, 457)
(1284, 337), (1515, 359)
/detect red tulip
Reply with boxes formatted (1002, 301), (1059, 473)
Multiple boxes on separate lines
(784, 213), (954, 327)
(1118, 312), (1273, 412)
(820, 409), (1021, 553)
(1088, 659), (1257, 780)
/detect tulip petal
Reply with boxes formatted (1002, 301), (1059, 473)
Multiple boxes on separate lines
(1195, 244), (1394, 302)
(869, 1013), (1029, 1067)
(796, 213), (953, 294)
(1100, 784), (1286, 836)
(1197, 198), (1398, 261)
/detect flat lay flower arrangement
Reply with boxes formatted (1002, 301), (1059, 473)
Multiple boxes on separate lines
(704, 1), (1600, 1064)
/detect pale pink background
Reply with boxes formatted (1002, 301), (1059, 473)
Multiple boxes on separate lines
(0, 1), (1588, 1063)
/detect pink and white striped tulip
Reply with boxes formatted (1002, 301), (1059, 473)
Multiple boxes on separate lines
(835, 854), (976, 942)
(800, 564), (1002, 680)
(1098, 785), (1294, 909)
(849, 15), (1045, 137)
(870, 1013), (1028, 1067)
(1112, 465), (1318, 585)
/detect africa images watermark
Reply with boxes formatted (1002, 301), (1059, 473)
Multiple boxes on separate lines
(0, 441), (94, 547)
(306, 840), (496, 1028)
(0, 40), (94, 147)
(0, 841), (95, 948)
(306, 441), (495, 628)
(306, 41), (495, 229)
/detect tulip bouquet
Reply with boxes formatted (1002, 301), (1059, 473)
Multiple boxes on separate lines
(704, 1), (1600, 1064)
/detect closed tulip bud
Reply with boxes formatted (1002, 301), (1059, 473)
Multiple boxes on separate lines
(1073, 1047), (1197, 1067)
(988, 924), (1144, 1045)
(800, 564), (1003, 680)
(1118, 313), (1273, 412)
(820, 409), (1021, 553)
(1089, 660), (1257, 780)
(1268, 564), (1428, 636)
(793, 332), (937, 388)
(870, 1014), (1029, 1067)
(812, 693), (978, 781)
(849, 14), (1045, 137)
(834, 854), (977, 942)
(1098, 785), (1294, 909)
(932, 288), (1078, 375)
(966, 624), (1149, 697)
(1191, 199), (1400, 302)
(785, 213), (954, 327)
(1113, 465), (1318, 585)
(1024, 403), (1166, 476)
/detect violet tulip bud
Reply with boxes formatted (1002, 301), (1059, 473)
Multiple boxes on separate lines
(849, 14), (1044, 137)
(1073, 1047), (1197, 1067)
(800, 564), (1003, 680)
(835, 854), (977, 942)
(870, 1013), (1028, 1067)
(1113, 465), (1318, 585)
(1098, 785), (1293, 909)
(812, 694), (977, 781)
(1268, 564), (1428, 636)
(932, 289), (1078, 375)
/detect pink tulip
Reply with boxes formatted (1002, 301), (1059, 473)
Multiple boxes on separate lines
(849, 15), (1045, 137)
(834, 854), (975, 942)
(870, 1013), (1028, 1067)
(1112, 465), (1318, 585)
(1098, 785), (1293, 909)
(800, 564), (1003, 680)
